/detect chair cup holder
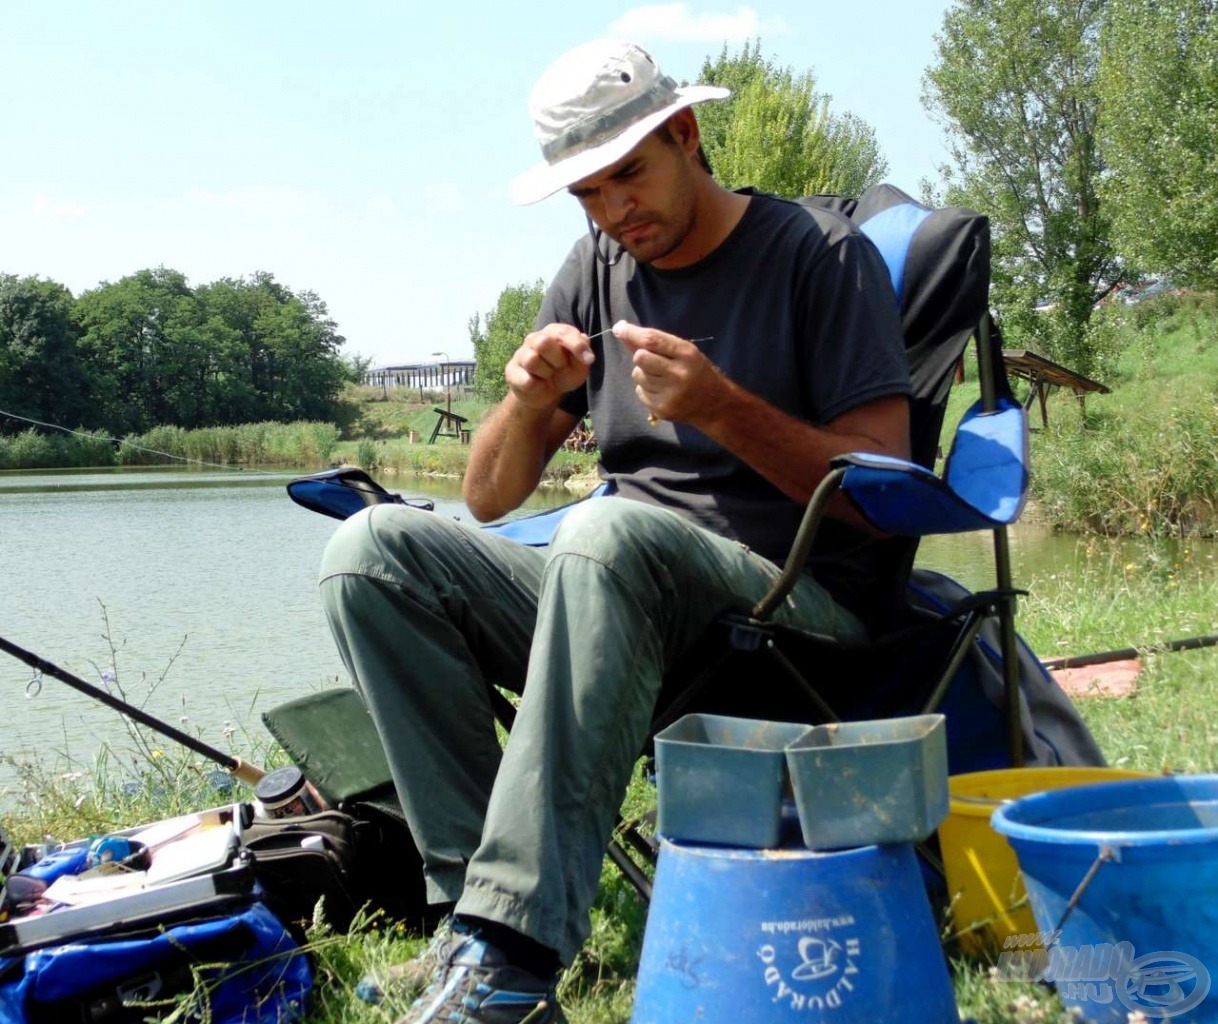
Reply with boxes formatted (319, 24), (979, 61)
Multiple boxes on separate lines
(785, 714), (949, 850)
(655, 712), (950, 852)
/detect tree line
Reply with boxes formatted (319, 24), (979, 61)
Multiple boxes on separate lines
(474, 11), (1216, 393)
(0, 268), (353, 437)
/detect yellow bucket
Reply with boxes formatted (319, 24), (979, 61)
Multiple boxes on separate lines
(939, 766), (1153, 955)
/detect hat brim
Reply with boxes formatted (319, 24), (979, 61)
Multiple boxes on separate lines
(510, 85), (730, 206)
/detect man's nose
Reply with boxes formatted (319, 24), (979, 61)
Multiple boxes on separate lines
(603, 184), (635, 225)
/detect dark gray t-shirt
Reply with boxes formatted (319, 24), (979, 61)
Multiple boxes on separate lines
(538, 192), (910, 614)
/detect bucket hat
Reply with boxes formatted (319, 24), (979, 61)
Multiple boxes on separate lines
(510, 39), (730, 206)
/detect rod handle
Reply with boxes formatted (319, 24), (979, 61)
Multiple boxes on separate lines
(227, 757), (267, 785)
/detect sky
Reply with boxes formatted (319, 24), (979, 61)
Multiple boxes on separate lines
(1, 1), (953, 369)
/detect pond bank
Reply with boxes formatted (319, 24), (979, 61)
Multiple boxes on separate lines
(368, 454), (600, 495)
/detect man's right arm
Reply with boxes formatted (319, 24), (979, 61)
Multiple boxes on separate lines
(463, 323), (594, 522)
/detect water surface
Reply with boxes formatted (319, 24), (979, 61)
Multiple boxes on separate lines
(0, 467), (1187, 797)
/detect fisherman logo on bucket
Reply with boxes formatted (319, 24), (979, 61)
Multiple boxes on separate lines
(1118, 951), (1210, 1019)
(996, 938), (1211, 1019)
(757, 916), (861, 1013)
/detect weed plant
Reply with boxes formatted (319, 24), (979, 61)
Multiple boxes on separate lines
(0, 428), (116, 470)
(1025, 294), (1218, 537)
(330, 436), (598, 491)
(0, 422), (343, 471)
(119, 421), (341, 467)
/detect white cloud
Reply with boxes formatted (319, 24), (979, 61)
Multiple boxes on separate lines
(363, 194), (401, 219)
(185, 185), (322, 217)
(608, 4), (787, 43)
(31, 195), (86, 218)
(423, 182), (465, 214)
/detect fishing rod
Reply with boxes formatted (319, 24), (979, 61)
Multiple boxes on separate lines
(0, 634), (266, 784)
(1042, 632), (1218, 671)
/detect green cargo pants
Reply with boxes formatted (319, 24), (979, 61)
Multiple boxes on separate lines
(318, 496), (864, 965)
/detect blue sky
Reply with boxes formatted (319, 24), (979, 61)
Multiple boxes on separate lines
(1, 1), (952, 368)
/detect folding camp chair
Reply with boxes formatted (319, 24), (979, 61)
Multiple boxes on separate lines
(286, 184), (1103, 907)
(491, 183), (1037, 768)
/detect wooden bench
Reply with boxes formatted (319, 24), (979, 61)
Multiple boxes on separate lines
(1002, 349), (1111, 426)
(429, 407), (469, 444)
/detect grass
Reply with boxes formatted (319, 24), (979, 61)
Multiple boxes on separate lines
(1024, 293), (1218, 538)
(3, 547), (1216, 1022)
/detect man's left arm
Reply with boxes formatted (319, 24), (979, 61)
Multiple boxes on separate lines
(614, 321), (909, 529)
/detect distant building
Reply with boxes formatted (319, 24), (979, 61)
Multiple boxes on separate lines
(365, 360), (476, 392)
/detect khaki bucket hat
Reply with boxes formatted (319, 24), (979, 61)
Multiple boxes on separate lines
(511, 39), (729, 206)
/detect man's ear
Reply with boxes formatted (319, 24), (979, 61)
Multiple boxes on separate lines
(667, 108), (701, 156)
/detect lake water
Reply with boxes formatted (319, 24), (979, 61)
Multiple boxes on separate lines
(0, 466), (1165, 796)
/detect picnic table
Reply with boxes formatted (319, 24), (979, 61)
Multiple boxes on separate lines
(429, 407), (470, 444)
(1001, 349), (1111, 426)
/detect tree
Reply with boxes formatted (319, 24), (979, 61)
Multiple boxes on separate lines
(0, 275), (90, 430)
(1097, 0), (1218, 289)
(76, 269), (351, 434)
(74, 268), (207, 433)
(469, 280), (545, 402)
(924, 0), (1120, 375)
(695, 42), (888, 198)
(194, 274), (351, 424)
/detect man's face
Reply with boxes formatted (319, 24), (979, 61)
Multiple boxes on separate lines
(567, 122), (698, 268)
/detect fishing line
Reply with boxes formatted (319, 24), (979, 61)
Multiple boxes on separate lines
(0, 406), (247, 472)
(586, 215), (626, 267)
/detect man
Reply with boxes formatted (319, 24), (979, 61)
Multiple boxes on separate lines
(320, 38), (910, 1024)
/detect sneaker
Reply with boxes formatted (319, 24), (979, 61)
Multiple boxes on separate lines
(395, 934), (565, 1024)
(356, 916), (466, 1006)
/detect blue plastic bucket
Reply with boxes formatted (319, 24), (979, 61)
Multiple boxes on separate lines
(631, 839), (957, 1023)
(992, 774), (1218, 1023)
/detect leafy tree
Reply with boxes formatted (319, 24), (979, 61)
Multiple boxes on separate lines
(76, 268), (351, 434)
(0, 275), (89, 430)
(1097, 0), (1218, 288)
(197, 275), (351, 423)
(469, 280), (545, 402)
(924, 0), (1120, 376)
(695, 41), (888, 198)
(74, 268), (207, 433)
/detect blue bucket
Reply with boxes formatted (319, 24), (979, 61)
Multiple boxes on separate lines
(992, 774), (1218, 1023)
(631, 840), (957, 1023)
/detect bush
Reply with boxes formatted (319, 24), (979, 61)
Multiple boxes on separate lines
(354, 437), (384, 471)
(1031, 397), (1218, 537)
(117, 421), (340, 467)
(0, 428), (117, 470)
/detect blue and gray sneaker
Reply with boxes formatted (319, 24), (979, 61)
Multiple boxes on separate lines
(395, 934), (565, 1024)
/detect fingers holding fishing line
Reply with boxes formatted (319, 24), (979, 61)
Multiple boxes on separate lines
(611, 320), (720, 426)
(506, 323), (596, 409)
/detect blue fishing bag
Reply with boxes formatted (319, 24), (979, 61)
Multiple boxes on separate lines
(0, 900), (311, 1024)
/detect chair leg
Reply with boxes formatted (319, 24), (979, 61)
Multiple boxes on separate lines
(606, 837), (653, 902)
(763, 642), (840, 723)
(918, 611), (987, 716)
(991, 528), (1025, 767)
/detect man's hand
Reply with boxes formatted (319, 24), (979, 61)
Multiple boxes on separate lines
(505, 323), (596, 411)
(612, 320), (729, 426)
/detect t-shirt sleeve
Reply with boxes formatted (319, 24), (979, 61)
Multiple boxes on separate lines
(797, 231), (911, 425)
